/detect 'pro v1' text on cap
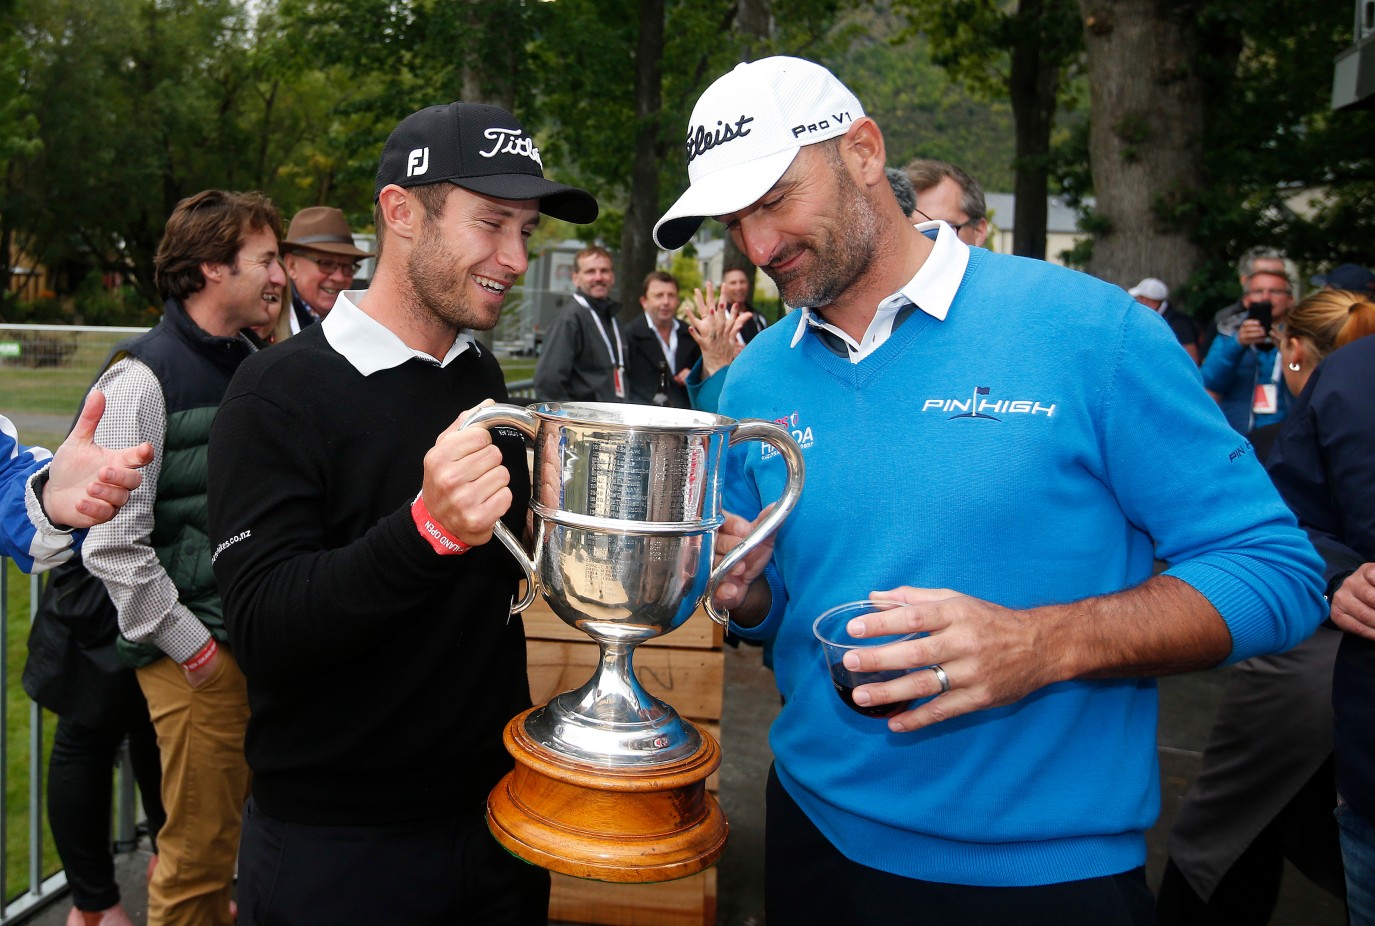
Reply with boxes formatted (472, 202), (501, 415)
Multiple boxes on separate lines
(375, 102), (598, 225)
(653, 57), (863, 250)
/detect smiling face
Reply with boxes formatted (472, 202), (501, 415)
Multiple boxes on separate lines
(218, 224), (286, 334)
(285, 248), (356, 316)
(406, 185), (537, 332)
(720, 268), (751, 306)
(718, 141), (879, 311)
(640, 278), (680, 333)
(573, 252), (615, 300)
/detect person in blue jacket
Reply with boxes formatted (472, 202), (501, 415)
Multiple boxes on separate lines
(1200, 266), (1294, 433)
(653, 56), (1327, 925)
(1, 392), (152, 573)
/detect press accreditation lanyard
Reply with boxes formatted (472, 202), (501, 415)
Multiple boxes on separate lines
(1251, 350), (1282, 418)
(574, 293), (625, 399)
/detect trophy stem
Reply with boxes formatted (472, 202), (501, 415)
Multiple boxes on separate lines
(523, 636), (701, 767)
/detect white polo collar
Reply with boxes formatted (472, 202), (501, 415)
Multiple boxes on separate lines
(322, 290), (478, 375)
(789, 220), (971, 362)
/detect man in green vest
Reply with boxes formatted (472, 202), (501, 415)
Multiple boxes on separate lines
(83, 190), (285, 926)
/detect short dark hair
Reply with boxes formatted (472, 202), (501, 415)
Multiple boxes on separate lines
(903, 158), (986, 221)
(154, 190), (282, 302)
(641, 270), (678, 297)
(372, 182), (452, 263)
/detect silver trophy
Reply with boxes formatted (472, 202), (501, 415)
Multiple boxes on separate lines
(463, 401), (805, 769)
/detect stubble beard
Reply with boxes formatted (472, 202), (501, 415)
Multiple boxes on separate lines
(765, 172), (879, 311)
(406, 220), (501, 332)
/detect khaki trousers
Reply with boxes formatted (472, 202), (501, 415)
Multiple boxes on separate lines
(137, 648), (251, 926)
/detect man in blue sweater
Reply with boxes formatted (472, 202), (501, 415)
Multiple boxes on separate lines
(654, 56), (1327, 924)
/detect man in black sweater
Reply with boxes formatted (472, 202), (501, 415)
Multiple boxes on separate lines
(207, 102), (597, 925)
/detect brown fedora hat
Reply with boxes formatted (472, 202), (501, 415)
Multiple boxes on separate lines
(282, 206), (373, 258)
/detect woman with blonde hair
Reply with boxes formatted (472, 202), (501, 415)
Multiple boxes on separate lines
(1277, 288), (1375, 398)
(1160, 288), (1375, 923)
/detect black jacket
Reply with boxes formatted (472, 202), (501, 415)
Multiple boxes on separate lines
(623, 314), (700, 408)
(1266, 335), (1375, 819)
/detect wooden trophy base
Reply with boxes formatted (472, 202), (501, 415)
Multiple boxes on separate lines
(487, 707), (728, 883)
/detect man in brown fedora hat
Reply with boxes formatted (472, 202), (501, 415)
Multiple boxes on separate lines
(281, 206), (373, 331)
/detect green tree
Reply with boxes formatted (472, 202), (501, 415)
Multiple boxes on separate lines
(892, 0), (1082, 258)
(1070, 0), (1375, 316)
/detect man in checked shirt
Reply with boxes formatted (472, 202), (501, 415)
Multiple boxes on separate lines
(83, 190), (286, 926)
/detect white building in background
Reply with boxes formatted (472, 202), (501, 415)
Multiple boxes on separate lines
(982, 193), (1087, 267)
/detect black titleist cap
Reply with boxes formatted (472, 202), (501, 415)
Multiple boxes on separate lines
(374, 102), (598, 225)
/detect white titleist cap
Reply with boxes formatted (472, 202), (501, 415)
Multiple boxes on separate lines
(653, 57), (864, 251)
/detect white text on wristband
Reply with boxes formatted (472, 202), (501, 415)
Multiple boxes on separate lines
(411, 493), (472, 556)
(182, 638), (218, 672)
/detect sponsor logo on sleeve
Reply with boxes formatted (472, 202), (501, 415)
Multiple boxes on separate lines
(211, 529), (251, 564)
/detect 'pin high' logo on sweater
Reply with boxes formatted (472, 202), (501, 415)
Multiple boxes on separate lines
(922, 386), (1056, 421)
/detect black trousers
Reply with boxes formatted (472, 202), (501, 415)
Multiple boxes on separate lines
(765, 765), (1155, 925)
(48, 707), (164, 911)
(237, 796), (550, 926)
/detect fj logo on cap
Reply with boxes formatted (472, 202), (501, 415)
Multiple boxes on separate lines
(407, 147), (430, 177)
(792, 112), (854, 139)
(480, 128), (543, 167)
(685, 115), (755, 166)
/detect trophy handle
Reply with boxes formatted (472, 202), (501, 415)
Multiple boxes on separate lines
(458, 403), (540, 614)
(704, 419), (806, 629)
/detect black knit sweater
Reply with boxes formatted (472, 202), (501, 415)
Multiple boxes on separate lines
(207, 323), (532, 826)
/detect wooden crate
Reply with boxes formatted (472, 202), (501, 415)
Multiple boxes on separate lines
(520, 596), (725, 926)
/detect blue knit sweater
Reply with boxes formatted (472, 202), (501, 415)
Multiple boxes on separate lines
(719, 249), (1326, 887)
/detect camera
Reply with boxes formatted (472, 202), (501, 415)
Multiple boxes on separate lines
(1246, 300), (1274, 348)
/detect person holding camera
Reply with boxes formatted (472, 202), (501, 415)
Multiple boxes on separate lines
(1200, 267), (1294, 433)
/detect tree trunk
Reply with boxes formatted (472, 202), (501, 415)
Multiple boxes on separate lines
(461, 0), (518, 110)
(618, 0), (666, 312)
(1009, 0), (1057, 259)
(1077, 0), (1205, 288)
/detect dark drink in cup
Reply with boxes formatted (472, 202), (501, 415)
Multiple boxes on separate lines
(813, 600), (917, 720)
(831, 667), (912, 718)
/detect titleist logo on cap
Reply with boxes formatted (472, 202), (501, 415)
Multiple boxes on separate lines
(685, 115), (755, 166)
(480, 127), (543, 167)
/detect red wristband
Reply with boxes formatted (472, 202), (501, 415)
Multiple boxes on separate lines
(411, 492), (471, 556)
(182, 638), (218, 672)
